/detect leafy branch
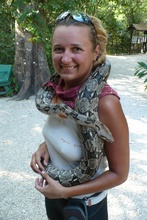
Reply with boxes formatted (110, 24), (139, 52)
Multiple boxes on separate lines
(134, 62), (147, 90)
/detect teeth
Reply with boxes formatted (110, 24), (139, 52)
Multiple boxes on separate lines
(63, 66), (75, 70)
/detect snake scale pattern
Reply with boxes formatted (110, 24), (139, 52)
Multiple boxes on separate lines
(36, 60), (114, 186)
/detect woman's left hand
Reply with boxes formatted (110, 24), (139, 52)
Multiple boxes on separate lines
(35, 171), (67, 199)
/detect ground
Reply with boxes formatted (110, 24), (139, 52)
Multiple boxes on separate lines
(0, 54), (147, 220)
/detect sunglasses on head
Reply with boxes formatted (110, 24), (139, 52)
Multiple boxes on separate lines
(55, 11), (95, 29)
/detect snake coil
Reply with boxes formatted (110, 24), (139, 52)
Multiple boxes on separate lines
(36, 60), (114, 186)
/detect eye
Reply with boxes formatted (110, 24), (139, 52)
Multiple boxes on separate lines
(73, 47), (82, 52)
(53, 47), (64, 53)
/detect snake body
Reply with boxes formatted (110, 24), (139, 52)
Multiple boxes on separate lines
(36, 60), (114, 186)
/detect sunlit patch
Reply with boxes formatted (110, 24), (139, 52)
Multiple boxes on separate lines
(0, 170), (35, 181)
(3, 140), (12, 145)
(32, 124), (42, 133)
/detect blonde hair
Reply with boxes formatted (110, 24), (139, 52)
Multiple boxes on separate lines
(54, 12), (108, 67)
(89, 15), (108, 67)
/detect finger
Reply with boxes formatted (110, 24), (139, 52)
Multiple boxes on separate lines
(41, 171), (60, 186)
(41, 171), (53, 183)
(40, 157), (48, 169)
(43, 154), (49, 167)
(30, 154), (41, 174)
(32, 152), (46, 172)
(35, 177), (47, 193)
(40, 177), (45, 187)
(35, 178), (42, 191)
(36, 155), (46, 171)
(35, 177), (43, 188)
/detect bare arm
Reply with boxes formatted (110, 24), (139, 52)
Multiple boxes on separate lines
(35, 95), (130, 199)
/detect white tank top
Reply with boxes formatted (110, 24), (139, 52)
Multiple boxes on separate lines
(43, 114), (108, 178)
(43, 115), (108, 200)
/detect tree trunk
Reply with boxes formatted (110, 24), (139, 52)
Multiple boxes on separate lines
(13, 20), (50, 100)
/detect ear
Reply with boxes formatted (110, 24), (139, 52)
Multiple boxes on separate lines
(94, 45), (100, 61)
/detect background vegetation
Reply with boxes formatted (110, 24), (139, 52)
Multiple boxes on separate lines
(134, 62), (147, 90)
(1, 0), (147, 65)
(0, 0), (147, 97)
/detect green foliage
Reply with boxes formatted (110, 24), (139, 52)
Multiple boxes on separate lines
(1, 0), (147, 74)
(112, 0), (147, 26)
(134, 62), (147, 90)
(8, 71), (19, 96)
(0, 2), (15, 64)
(0, 0), (146, 96)
(11, 0), (102, 72)
(0, 71), (19, 97)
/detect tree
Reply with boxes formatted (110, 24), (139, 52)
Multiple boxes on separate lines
(14, 21), (50, 99)
(2, 0), (147, 99)
(12, 1), (50, 100)
(11, 0), (88, 100)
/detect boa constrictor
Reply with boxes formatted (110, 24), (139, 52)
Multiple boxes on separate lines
(35, 59), (114, 187)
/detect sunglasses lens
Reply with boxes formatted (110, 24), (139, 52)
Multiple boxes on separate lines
(73, 12), (91, 24)
(55, 11), (94, 27)
(72, 12), (84, 22)
(56, 11), (70, 22)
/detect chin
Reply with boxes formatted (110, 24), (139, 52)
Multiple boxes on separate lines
(60, 73), (76, 81)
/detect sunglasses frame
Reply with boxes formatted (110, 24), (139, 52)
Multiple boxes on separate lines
(55, 11), (95, 29)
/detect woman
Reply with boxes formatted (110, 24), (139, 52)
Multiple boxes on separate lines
(30, 11), (129, 220)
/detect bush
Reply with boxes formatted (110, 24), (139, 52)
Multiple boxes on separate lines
(0, 4), (15, 65)
(134, 62), (147, 90)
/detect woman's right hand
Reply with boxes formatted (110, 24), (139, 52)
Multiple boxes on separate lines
(30, 142), (49, 174)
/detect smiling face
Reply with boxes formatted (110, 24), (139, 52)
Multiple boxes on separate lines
(52, 25), (100, 89)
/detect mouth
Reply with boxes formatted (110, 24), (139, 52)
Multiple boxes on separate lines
(62, 66), (76, 70)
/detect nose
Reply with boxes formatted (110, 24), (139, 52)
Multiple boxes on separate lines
(61, 50), (72, 64)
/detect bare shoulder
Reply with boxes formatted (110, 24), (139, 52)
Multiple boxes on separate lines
(98, 95), (127, 130)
